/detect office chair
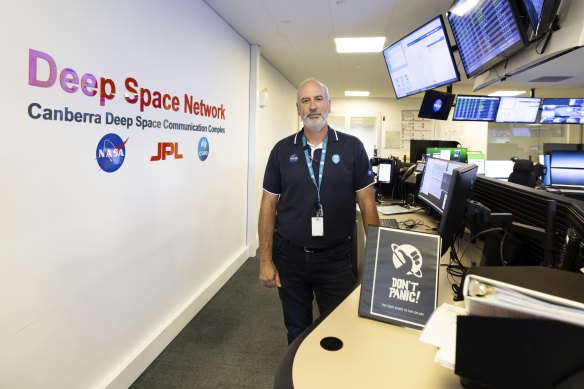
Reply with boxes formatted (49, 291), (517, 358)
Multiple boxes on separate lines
(508, 159), (537, 187)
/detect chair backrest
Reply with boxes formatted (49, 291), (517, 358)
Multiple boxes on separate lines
(508, 159), (536, 187)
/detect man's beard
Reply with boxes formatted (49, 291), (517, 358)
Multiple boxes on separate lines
(302, 112), (328, 132)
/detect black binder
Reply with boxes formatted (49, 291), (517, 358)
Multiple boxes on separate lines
(455, 266), (584, 389)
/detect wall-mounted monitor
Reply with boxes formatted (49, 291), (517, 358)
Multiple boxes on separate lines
(418, 89), (456, 120)
(448, 0), (527, 79)
(521, 0), (562, 37)
(540, 98), (584, 124)
(425, 147), (468, 163)
(495, 96), (542, 123)
(382, 15), (460, 99)
(452, 95), (500, 122)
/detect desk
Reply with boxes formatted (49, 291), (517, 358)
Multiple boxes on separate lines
(289, 287), (460, 388)
(274, 208), (470, 388)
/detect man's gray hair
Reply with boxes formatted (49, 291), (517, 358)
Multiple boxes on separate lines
(296, 78), (330, 102)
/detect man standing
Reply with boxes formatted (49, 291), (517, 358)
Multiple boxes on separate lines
(258, 78), (379, 344)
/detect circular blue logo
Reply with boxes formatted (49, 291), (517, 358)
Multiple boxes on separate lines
(96, 133), (127, 173)
(432, 98), (443, 113)
(198, 137), (209, 161)
(332, 154), (341, 164)
(290, 153), (299, 163)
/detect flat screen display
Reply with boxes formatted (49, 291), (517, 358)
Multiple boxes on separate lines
(453, 95), (500, 121)
(418, 89), (456, 120)
(377, 162), (393, 183)
(425, 147), (468, 163)
(448, 0), (527, 78)
(550, 150), (584, 187)
(495, 96), (542, 123)
(382, 15), (460, 99)
(540, 98), (584, 124)
(521, 0), (562, 37)
(417, 157), (466, 215)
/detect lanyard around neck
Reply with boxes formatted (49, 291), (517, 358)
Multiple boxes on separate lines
(302, 133), (327, 212)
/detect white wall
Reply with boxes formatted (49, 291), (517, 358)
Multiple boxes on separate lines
(250, 58), (298, 251)
(0, 1), (253, 388)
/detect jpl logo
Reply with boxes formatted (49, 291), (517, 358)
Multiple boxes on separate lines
(198, 137), (209, 161)
(96, 133), (128, 173)
(151, 142), (184, 161)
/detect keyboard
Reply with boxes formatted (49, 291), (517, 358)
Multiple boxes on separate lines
(379, 218), (399, 229)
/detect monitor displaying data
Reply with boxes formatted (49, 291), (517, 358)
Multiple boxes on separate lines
(382, 15), (460, 99)
(418, 157), (467, 215)
(540, 98), (584, 124)
(448, 0), (527, 78)
(453, 95), (500, 121)
(495, 96), (542, 123)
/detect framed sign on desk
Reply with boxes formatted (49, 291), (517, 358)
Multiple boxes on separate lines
(359, 225), (440, 329)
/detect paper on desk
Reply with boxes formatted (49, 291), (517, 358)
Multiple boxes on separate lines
(419, 303), (467, 369)
(377, 205), (415, 215)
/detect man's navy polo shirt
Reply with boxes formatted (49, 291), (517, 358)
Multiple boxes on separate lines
(262, 127), (374, 248)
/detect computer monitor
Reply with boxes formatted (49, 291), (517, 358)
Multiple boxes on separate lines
(382, 15), (460, 99)
(484, 160), (515, 181)
(409, 139), (460, 162)
(540, 98), (584, 124)
(425, 147), (468, 163)
(542, 143), (582, 154)
(377, 161), (394, 184)
(448, 0), (527, 79)
(453, 95), (500, 122)
(439, 163), (478, 255)
(417, 158), (477, 255)
(521, 0), (562, 37)
(418, 158), (466, 215)
(495, 96), (542, 123)
(467, 152), (486, 175)
(418, 89), (456, 120)
(550, 150), (584, 187)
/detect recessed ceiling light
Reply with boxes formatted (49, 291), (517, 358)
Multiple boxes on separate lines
(335, 37), (386, 53)
(345, 91), (370, 97)
(488, 90), (526, 96)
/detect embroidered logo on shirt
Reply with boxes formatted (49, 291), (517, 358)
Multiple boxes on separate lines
(290, 154), (299, 163)
(331, 154), (341, 164)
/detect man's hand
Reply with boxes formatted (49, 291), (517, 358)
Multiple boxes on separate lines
(259, 260), (281, 288)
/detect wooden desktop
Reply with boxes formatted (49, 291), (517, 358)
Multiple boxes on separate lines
(274, 208), (469, 389)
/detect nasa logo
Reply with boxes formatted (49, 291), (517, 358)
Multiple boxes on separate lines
(96, 133), (128, 173)
(332, 154), (341, 164)
(432, 98), (443, 113)
(198, 137), (209, 161)
(290, 154), (298, 163)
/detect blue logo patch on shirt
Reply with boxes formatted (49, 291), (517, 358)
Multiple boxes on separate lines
(290, 154), (299, 163)
(332, 154), (341, 164)
(368, 170), (374, 177)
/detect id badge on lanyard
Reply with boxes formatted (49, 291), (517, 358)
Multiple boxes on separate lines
(302, 134), (327, 237)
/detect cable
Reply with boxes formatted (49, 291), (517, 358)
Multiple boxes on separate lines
(445, 227), (506, 301)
